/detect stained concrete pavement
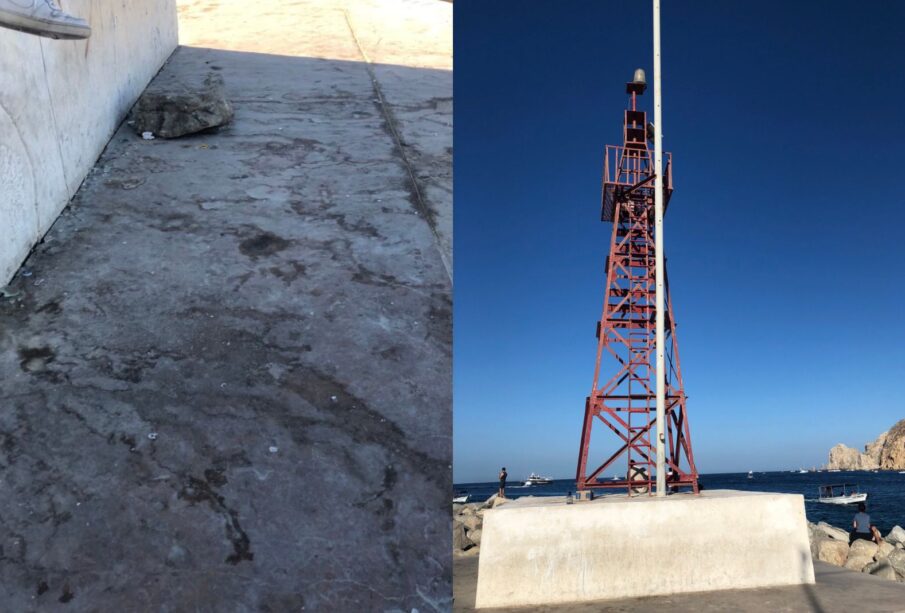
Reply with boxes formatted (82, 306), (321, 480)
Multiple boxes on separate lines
(454, 555), (905, 612)
(0, 1), (451, 610)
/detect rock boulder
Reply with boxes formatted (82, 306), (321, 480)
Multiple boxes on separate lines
(131, 73), (234, 139)
(867, 560), (899, 581)
(877, 541), (895, 560)
(887, 525), (905, 547)
(816, 538), (849, 566)
(849, 538), (878, 559)
(887, 548), (905, 577)
(806, 523), (822, 559)
(468, 528), (483, 546)
(844, 554), (874, 572)
(816, 521), (850, 542)
(453, 522), (474, 553)
(842, 537), (877, 571)
(462, 515), (481, 532)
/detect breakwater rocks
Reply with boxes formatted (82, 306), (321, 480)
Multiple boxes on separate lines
(827, 418), (905, 470)
(453, 495), (508, 556)
(808, 521), (905, 581)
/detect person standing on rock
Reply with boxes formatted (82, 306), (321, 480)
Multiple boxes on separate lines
(498, 467), (508, 499)
(0, 0), (90, 40)
(851, 502), (883, 545)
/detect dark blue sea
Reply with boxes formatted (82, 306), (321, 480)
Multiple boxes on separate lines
(454, 471), (905, 533)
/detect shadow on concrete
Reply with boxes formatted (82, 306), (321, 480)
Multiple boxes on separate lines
(800, 547), (827, 613)
(0, 45), (450, 611)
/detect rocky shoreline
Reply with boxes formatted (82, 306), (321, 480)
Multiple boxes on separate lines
(808, 520), (905, 582)
(454, 498), (905, 585)
(452, 495), (508, 557)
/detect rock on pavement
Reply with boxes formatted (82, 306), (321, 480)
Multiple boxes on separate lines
(131, 73), (234, 138)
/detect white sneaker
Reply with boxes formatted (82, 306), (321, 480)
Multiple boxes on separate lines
(0, 0), (90, 40)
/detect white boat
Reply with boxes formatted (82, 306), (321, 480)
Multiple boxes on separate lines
(523, 472), (553, 486)
(798, 469), (808, 474)
(747, 471), (753, 479)
(829, 469), (841, 472)
(453, 490), (470, 503)
(818, 483), (867, 505)
(899, 471), (905, 474)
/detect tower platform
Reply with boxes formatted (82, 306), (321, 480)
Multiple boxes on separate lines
(474, 490), (815, 609)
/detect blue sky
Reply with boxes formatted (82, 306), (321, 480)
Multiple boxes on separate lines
(453, 0), (905, 483)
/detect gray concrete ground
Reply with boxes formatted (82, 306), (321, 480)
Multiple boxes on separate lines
(454, 555), (905, 612)
(0, 1), (451, 611)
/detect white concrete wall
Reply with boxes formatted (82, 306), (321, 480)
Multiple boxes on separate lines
(0, 0), (178, 285)
(476, 490), (815, 608)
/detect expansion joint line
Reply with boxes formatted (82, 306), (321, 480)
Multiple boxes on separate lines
(341, 9), (453, 283)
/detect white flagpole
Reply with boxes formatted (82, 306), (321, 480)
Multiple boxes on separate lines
(653, 0), (666, 497)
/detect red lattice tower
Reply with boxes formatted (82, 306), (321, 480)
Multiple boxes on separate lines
(575, 73), (699, 495)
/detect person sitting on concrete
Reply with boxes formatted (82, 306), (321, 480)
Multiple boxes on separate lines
(0, 0), (90, 40)
(850, 502), (883, 545)
(498, 467), (507, 499)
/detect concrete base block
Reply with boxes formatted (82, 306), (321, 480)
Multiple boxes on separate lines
(475, 490), (815, 609)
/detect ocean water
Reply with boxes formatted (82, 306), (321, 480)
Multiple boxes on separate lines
(454, 471), (905, 533)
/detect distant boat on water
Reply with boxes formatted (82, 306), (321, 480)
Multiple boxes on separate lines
(747, 471), (753, 479)
(523, 473), (553, 486)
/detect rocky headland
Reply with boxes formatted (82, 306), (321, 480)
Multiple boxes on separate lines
(826, 418), (905, 470)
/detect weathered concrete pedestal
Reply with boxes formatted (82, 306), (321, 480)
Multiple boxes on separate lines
(475, 490), (815, 609)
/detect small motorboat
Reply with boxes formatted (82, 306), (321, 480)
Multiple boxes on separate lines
(453, 490), (469, 503)
(818, 483), (867, 505)
(523, 472), (553, 486)
(747, 471), (753, 479)
(798, 469), (808, 474)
